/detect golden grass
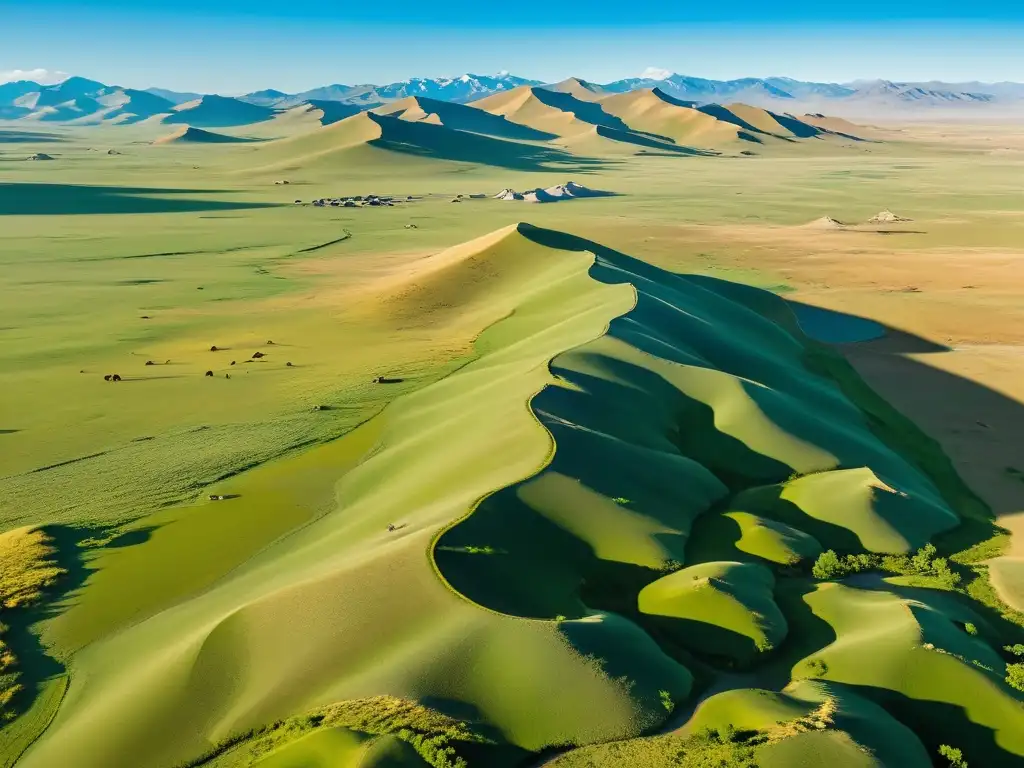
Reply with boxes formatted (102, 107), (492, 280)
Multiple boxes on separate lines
(0, 526), (65, 720)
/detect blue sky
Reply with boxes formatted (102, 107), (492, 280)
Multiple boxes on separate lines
(3, 1), (1024, 92)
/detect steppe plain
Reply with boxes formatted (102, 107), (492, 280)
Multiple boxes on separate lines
(2, 85), (1024, 767)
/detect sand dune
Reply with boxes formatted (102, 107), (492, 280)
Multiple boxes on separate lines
(541, 76), (609, 102)
(249, 110), (582, 171)
(600, 88), (758, 147)
(152, 125), (258, 144)
(373, 95), (558, 141)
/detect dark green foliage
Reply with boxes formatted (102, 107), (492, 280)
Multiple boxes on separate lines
(810, 544), (962, 589)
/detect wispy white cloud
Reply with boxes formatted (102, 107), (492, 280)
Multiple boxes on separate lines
(0, 68), (69, 85)
(640, 66), (673, 80)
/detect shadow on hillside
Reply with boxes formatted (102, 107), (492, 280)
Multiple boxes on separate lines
(1, 524), (131, 722)
(371, 116), (611, 172)
(0, 130), (65, 144)
(517, 223), (1018, 534)
(769, 112), (823, 139)
(592, 125), (717, 156)
(0, 183), (278, 215)
(531, 88), (634, 132)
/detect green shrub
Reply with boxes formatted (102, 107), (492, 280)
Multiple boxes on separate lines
(1004, 644), (1024, 657)
(938, 744), (968, 767)
(963, 622), (978, 636)
(659, 689), (675, 713)
(812, 550), (845, 580)
(1006, 663), (1024, 692)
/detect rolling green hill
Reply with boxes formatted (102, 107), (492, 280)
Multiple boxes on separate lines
(8, 223), (1021, 768)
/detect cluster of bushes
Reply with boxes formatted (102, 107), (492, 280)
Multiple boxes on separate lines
(1004, 644), (1024, 693)
(811, 543), (961, 589)
(177, 696), (493, 768)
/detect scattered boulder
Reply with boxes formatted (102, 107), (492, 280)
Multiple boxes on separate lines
(145, 360), (156, 366)
(266, 340), (274, 345)
(140, 315), (151, 319)
(210, 345), (220, 352)
(27, 153), (54, 161)
(225, 373), (231, 379)
(205, 370), (214, 377)
(451, 198), (462, 203)
(107, 149), (120, 155)
(230, 360), (236, 366)
(404, 223), (418, 229)
(209, 494), (228, 501)
(286, 362), (293, 367)
(311, 404), (328, 411)
(251, 351), (265, 359)
(868, 210), (913, 224)
(343, 200), (357, 207)
(274, 180), (290, 185)
(494, 188), (524, 201)
(103, 375), (112, 381)
(373, 376), (404, 384)
(294, 199), (302, 204)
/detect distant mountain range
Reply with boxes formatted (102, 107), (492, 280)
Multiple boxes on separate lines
(1, 72), (1022, 126)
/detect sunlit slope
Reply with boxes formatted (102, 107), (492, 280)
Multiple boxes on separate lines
(18, 225), (690, 768)
(638, 561), (788, 664)
(599, 89), (758, 147)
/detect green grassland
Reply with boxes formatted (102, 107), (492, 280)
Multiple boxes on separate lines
(2, 101), (1024, 768)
